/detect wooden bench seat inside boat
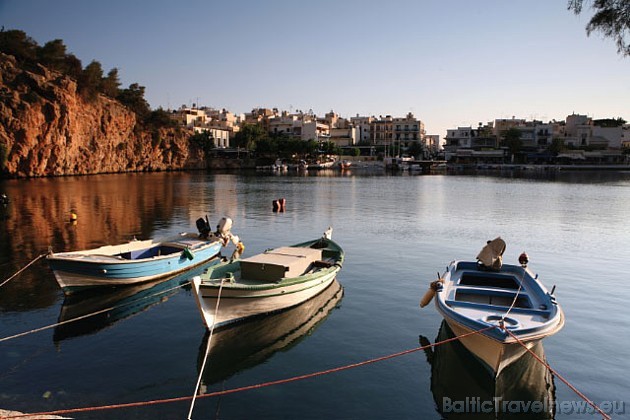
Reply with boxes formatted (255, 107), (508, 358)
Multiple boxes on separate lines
(240, 246), (323, 282)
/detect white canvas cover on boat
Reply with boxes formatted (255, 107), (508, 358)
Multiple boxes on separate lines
(476, 237), (506, 270)
(240, 246), (322, 281)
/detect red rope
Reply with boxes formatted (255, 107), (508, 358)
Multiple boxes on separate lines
(1, 325), (496, 419)
(504, 327), (611, 420)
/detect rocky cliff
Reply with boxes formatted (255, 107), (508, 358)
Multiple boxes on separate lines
(0, 53), (206, 178)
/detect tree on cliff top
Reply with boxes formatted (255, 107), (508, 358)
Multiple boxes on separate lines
(117, 83), (150, 119)
(0, 29), (37, 62)
(568, 0), (630, 57)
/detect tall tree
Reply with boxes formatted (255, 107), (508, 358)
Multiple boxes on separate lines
(101, 68), (121, 98)
(117, 83), (150, 118)
(502, 128), (523, 163)
(568, 0), (630, 57)
(37, 39), (67, 71)
(78, 60), (104, 99)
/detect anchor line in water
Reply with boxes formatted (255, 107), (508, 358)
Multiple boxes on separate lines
(503, 327), (611, 420)
(0, 326), (496, 419)
(187, 279), (225, 419)
(0, 253), (47, 288)
(0, 281), (191, 343)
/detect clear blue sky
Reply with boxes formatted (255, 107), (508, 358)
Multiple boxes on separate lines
(1, 0), (628, 138)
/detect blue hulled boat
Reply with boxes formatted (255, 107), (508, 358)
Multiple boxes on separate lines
(425, 238), (564, 375)
(47, 217), (240, 294)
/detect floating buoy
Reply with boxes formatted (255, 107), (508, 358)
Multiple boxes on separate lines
(420, 275), (444, 308)
(273, 198), (286, 212)
(69, 210), (77, 222)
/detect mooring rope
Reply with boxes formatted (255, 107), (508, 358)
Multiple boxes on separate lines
(504, 327), (611, 420)
(0, 326), (496, 419)
(0, 281), (190, 343)
(187, 279), (225, 420)
(0, 254), (47, 288)
(501, 267), (525, 322)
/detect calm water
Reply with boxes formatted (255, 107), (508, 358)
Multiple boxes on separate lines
(1, 170), (629, 419)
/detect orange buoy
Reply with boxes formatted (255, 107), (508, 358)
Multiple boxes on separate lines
(420, 278), (443, 308)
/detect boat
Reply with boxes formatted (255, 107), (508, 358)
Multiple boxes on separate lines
(47, 216), (241, 294)
(197, 279), (343, 387)
(53, 257), (224, 342)
(419, 321), (555, 419)
(339, 160), (352, 170)
(421, 237), (564, 376)
(192, 228), (343, 329)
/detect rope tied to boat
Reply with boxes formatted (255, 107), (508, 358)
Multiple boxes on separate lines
(0, 325), (496, 419)
(500, 266), (525, 323)
(187, 278), (225, 420)
(0, 253), (47, 288)
(0, 281), (190, 343)
(502, 326), (611, 420)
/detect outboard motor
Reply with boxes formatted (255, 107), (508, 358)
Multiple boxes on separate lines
(196, 216), (211, 239)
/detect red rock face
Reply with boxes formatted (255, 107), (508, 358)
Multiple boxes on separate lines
(0, 53), (206, 178)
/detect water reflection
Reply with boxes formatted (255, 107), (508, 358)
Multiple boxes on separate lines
(197, 279), (343, 388)
(420, 321), (556, 419)
(53, 257), (223, 342)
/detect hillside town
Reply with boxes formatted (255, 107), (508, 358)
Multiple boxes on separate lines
(171, 106), (629, 166)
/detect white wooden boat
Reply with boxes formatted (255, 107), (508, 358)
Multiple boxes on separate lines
(423, 238), (564, 376)
(47, 217), (240, 294)
(192, 229), (343, 329)
(197, 279), (343, 386)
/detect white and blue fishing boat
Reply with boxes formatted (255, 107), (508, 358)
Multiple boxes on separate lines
(422, 237), (564, 375)
(47, 217), (240, 294)
(192, 228), (343, 330)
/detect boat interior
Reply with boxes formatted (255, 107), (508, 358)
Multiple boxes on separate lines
(445, 262), (552, 320)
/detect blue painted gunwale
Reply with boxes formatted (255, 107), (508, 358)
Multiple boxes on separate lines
(435, 260), (563, 343)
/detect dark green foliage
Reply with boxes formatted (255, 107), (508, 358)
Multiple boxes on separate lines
(0, 29), (155, 117)
(406, 142), (424, 158)
(0, 29), (37, 62)
(117, 83), (150, 118)
(232, 124), (267, 150)
(78, 60), (104, 100)
(189, 131), (215, 155)
(569, 0), (630, 57)
(593, 117), (627, 127)
(320, 141), (341, 156)
(37, 39), (68, 72)
(145, 108), (177, 129)
(548, 138), (565, 155)
(101, 68), (121, 98)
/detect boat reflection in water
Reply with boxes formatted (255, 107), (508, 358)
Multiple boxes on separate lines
(420, 321), (556, 419)
(53, 257), (224, 342)
(197, 279), (343, 388)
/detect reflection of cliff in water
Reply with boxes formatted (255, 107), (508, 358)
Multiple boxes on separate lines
(420, 321), (556, 419)
(0, 172), (242, 312)
(197, 279), (343, 387)
(53, 258), (222, 342)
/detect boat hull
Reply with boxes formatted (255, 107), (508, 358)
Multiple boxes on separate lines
(193, 268), (338, 329)
(434, 260), (564, 376)
(47, 234), (223, 293)
(443, 316), (538, 375)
